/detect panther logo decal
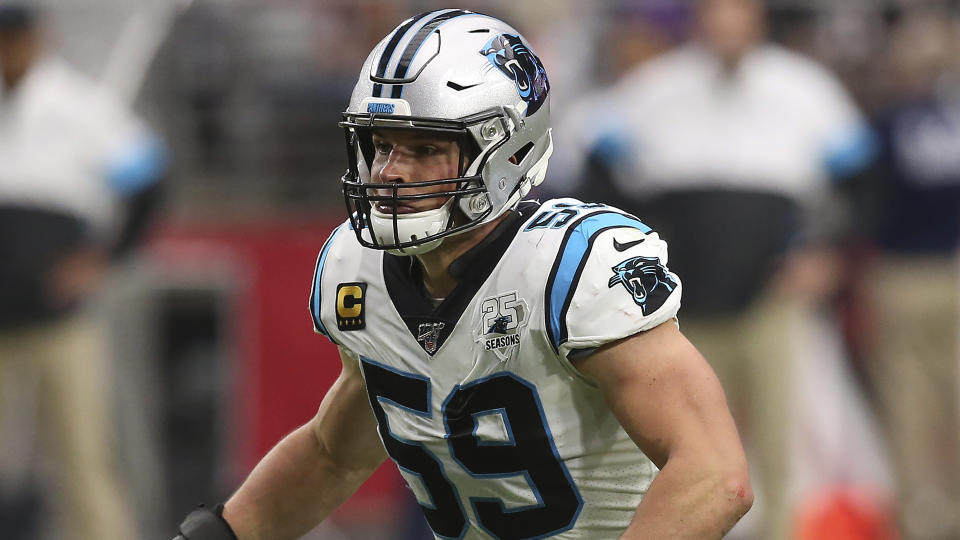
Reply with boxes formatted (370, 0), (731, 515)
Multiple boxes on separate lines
(487, 315), (512, 335)
(476, 291), (527, 362)
(608, 256), (677, 316)
(480, 33), (549, 116)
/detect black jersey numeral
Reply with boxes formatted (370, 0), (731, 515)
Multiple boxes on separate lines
(443, 373), (582, 538)
(361, 359), (582, 539)
(360, 359), (467, 538)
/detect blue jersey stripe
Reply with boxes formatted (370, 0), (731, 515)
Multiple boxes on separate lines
(545, 212), (652, 351)
(310, 223), (346, 339)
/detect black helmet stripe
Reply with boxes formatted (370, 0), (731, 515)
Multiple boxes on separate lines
(390, 9), (472, 98)
(372, 11), (430, 98)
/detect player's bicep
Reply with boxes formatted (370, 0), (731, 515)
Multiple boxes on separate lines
(572, 322), (740, 470)
(309, 347), (386, 474)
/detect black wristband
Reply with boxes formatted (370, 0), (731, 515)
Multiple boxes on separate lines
(175, 504), (238, 540)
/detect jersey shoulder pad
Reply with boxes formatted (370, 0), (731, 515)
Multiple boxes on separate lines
(542, 205), (682, 356)
(309, 219), (360, 342)
(520, 198), (613, 234)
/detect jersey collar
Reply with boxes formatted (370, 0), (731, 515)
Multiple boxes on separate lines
(383, 200), (541, 355)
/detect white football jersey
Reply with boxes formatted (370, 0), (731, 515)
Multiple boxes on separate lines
(310, 198), (682, 539)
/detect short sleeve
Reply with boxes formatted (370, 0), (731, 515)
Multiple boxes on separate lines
(77, 80), (168, 195)
(544, 211), (682, 358)
(309, 223), (348, 343)
(800, 63), (877, 179)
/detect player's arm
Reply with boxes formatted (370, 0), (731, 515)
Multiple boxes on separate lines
(179, 347), (387, 540)
(572, 321), (753, 540)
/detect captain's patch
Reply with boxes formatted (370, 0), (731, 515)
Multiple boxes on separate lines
(336, 282), (367, 331)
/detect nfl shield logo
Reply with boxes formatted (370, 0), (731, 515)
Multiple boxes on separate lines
(417, 322), (445, 354)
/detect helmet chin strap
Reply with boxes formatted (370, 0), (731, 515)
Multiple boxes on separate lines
(370, 198), (456, 256)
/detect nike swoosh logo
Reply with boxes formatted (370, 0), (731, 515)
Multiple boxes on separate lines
(613, 237), (646, 252)
(447, 81), (481, 91)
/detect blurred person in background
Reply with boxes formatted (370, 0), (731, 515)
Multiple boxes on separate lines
(173, 8), (752, 540)
(571, 0), (877, 537)
(549, 0), (688, 198)
(863, 7), (960, 539)
(0, 3), (166, 539)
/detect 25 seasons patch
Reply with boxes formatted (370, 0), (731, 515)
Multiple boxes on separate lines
(476, 291), (528, 361)
(484, 333), (521, 351)
(336, 282), (367, 331)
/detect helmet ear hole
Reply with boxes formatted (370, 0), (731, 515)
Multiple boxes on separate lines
(510, 142), (535, 166)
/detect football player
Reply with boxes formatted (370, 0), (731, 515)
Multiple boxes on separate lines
(174, 10), (752, 540)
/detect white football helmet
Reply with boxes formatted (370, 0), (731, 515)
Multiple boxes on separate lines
(340, 9), (553, 255)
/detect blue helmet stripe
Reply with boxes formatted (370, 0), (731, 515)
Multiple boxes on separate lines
(545, 212), (652, 352)
(389, 9), (473, 98)
(372, 11), (430, 98)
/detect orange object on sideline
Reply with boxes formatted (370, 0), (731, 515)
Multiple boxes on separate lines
(795, 487), (900, 540)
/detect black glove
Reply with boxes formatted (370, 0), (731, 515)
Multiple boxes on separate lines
(173, 504), (238, 540)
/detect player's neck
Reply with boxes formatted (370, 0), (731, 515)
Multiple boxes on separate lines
(416, 214), (509, 299)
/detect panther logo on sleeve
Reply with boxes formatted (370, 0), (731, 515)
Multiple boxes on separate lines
(608, 256), (678, 316)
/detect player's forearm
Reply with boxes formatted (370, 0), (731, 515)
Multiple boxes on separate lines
(620, 455), (752, 540)
(221, 422), (376, 540)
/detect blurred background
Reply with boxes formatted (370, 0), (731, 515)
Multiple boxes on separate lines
(1, 0), (958, 539)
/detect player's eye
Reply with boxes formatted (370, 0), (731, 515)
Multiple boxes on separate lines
(417, 145), (440, 156)
(373, 141), (392, 155)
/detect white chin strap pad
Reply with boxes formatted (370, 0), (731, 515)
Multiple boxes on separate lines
(369, 198), (454, 255)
